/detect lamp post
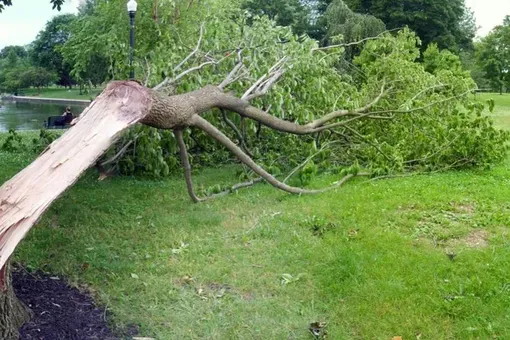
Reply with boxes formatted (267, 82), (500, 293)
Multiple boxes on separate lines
(127, 0), (137, 79)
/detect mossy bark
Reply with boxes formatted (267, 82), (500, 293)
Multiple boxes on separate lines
(0, 263), (31, 340)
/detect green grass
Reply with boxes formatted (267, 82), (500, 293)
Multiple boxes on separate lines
(475, 92), (510, 129)
(1, 94), (510, 339)
(20, 87), (104, 100)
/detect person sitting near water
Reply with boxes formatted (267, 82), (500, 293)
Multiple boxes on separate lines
(55, 106), (74, 126)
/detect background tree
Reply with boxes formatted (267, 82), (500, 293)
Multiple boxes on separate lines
(321, 0), (385, 61)
(459, 45), (490, 90)
(19, 67), (58, 90)
(242, 0), (312, 35)
(0, 45), (58, 93)
(60, 1), (117, 92)
(78, 0), (98, 16)
(339, 0), (475, 52)
(476, 16), (510, 94)
(30, 14), (76, 88)
(0, 46), (31, 93)
(0, 45), (27, 59)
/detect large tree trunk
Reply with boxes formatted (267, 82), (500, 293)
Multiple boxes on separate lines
(0, 81), (152, 270)
(0, 81), (153, 335)
(0, 80), (227, 335)
(0, 263), (31, 340)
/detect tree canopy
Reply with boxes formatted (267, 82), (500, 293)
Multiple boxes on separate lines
(1, 0), (506, 179)
(51, 0), (506, 183)
(339, 0), (476, 51)
(242, 0), (312, 36)
(476, 16), (510, 93)
(0, 45), (57, 92)
(30, 13), (76, 88)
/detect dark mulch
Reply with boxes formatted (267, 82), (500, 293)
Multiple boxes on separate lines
(12, 266), (120, 340)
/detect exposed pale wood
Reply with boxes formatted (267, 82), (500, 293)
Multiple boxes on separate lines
(0, 81), (152, 270)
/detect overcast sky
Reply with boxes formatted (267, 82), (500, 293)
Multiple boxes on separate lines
(466, 0), (510, 37)
(0, 0), (509, 49)
(0, 0), (80, 49)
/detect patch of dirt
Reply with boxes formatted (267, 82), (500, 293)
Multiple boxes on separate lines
(12, 266), (122, 340)
(448, 230), (490, 249)
(449, 201), (476, 215)
(411, 201), (479, 242)
(460, 230), (489, 248)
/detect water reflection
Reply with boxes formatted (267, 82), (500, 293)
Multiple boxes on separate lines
(0, 101), (86, 132)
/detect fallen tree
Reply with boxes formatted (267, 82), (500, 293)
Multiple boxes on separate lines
(0, 75), (379, 336)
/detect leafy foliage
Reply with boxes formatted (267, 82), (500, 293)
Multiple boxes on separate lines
(0, 51), (57, 92)
(101, 15), (507, 179)
(341, 0), (475, 52)
(1, 129), (59, 154)
(476, 16), (510, 94)
(30, 14), (77, 88)
(0, 45), (27, 59)
(32, 129), (59, 153)
(242, 0), (312, 35)
(1, 129), (24, 152)
(24, 0), (509, 182)
(0, 46), (30, 92)
(323, 0), (385, 49)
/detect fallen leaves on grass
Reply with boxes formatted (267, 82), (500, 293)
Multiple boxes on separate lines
(280, 273), (304, 286)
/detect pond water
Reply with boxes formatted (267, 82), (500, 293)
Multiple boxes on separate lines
(0, 101), (86, 132)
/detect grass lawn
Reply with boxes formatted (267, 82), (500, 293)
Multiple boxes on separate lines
(20, 87), (104, 101)
(1, 94), (510, 339)
(475, 92), (510, 129)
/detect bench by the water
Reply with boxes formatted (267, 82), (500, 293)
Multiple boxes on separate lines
(45, 116), (72, 129)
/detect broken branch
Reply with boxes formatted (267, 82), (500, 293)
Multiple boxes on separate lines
(191, 115), (368, 194)
(154, 23), (205, 90)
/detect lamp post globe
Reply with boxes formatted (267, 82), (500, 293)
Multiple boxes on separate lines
(127, 0), (137, 79)
(127, 0), (137, 13)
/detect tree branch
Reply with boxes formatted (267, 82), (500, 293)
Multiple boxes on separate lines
(214, 84), (387, 135)
(311, 28), (403, 52)
(175, 128), (261, 202)
(99, 134), (139, 168)
(305, 83), (386, 129)
(283, 140), (342, 183)
(212, 85), (472, 136)
(221, 109), (253, 157)
(174, 129), (203, 203)
(218, 49), (245, 90)
(176, 60), (220, 82)
(342, 125), (393, 162)
(154, 23), (205, 90)
(242, 57), (288, 100)
(191, 115), (368, 194)
(143, 57), (151, 87)
(206, 177), (264, 199)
